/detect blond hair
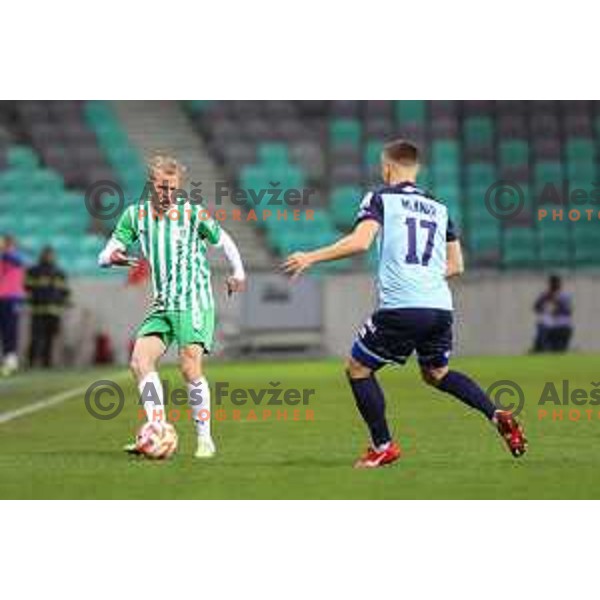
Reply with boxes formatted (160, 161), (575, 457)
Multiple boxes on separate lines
(147, 153), (187, 182)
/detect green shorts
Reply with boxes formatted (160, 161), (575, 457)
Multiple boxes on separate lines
(136, 309), (216, 351)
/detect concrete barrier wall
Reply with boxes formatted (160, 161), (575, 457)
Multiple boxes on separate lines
(22, 270), (600, 366)
(323, 271), (600, 357)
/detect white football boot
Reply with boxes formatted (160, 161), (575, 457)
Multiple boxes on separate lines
(194, 436), (216, 459)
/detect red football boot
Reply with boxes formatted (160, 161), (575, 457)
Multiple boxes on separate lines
(354, 441), (401, 469)
(495, 411), (527, 458)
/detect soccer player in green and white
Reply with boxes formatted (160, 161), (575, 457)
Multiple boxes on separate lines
(98, 155), (246, 458)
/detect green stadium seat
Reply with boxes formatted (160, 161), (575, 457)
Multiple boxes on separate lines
(185, 100), (212, 113)
(365, 140), (384, 166)
(331, 186), (362, 229)
(395, 100), (426, 124)
(538, 219), (570, 244)
(503, 227), (538, 266)
(465, 162), (496, 187)
(7, 146), (40, 170)
(30, 169), (64, 193)
(567, 160), (596, 181)
(434, 183), (461, 202)
(432, 161), (460, 181)
(432, 140), (460, 164)
(240, 164), (306, 192)
(574, 234), (599, 264)
(469, 224), (501, 254)
(464, 117), (494, 147)
(0, 170), (29, 192)
(106, 145), (143, 166)
(566, 138), (596, 162)
(257, 143), (289, 165)
(499, 140), (529, 168)
(539, 239), (570, 264)
(94, 125), (129, 149)
(534, 161), (564, 196)
(18, 235), (46, 257)
(434, 184), (462, 222)
(417, 167), (434, 190)
(330, 119), (361, 146)
(84, 101), (114, 126)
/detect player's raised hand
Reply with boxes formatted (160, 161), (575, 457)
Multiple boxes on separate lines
(226, 276), (246, 296)
(109, 250), (139, 268)
(282, 252), (313, 279)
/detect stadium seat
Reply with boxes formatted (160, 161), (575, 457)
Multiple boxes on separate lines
(539, 238), (570, 265)
(179, 100), (600, 269)
(431, 140), (460, 164)
(566, 160), (596, 182)
(7, 145), (39, 170)
(566, 138), (596, 162)
(468, 224), (501, 255)
(330, 119), (362, 146)
(465, 162), (496, 188)
(464, 117), (494, 147)
(503, 227), (538, 266)
(257, 143), (289, 165)
(365, 140), (384, 167)
(395, 101), (426, 125)
(499, 140), (529, 168)
(534, 161), (564, 196)
(331, 186), (362, 229)
(573, 232), (600, 265)
(538, 219), (570, 243)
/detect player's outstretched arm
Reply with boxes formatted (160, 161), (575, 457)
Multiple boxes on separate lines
(283, 220), (379, 278)
(98, 206), (140, 268)
(97, 238), (138, 268)
(446, 240), (464, 278)
(215, 228), (246, 295)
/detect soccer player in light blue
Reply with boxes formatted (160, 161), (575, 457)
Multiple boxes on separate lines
(284, 139), (526, 468)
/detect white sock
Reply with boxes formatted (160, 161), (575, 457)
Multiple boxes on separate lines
(188, 377), (211, 439)
(3, 353), (18, 370)
(139, 372), (165, 422)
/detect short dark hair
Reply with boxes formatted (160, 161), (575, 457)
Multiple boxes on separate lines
(382, 139), (420, 166)
(549, 274), (562, 290)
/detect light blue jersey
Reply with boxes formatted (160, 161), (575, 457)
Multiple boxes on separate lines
(356, 182), (458, 311)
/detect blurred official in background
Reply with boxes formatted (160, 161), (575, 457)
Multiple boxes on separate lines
(0, 235), (25, 376)
(25, 246), (71, 368)
(532, 274), (573, 353)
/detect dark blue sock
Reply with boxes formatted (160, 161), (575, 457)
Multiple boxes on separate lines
(348, 374), (391, 447)
(437, 370), (497, 420)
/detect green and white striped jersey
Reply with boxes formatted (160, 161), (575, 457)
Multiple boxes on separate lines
(112, 202), (222, 312)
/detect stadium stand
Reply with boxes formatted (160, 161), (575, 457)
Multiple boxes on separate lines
(1, 101), (599, 276)
(183, 100), (600, 269)
(0, 101), (145, 275)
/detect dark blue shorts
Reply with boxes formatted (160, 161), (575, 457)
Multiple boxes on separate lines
(351, 308), (453, 371)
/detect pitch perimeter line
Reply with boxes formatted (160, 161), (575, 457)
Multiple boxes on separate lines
(0, 371), (128, 425)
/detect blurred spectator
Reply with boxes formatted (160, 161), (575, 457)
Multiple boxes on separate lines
(94, 330), (115, 365)
(532, 275), (573, 353)
(25, 246), (71, 368)
(0, 235), (26, 376)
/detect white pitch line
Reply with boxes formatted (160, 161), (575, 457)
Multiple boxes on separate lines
(0, 372), (128, 425)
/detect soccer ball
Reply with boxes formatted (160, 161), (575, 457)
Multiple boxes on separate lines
(136, 421), (178, 459)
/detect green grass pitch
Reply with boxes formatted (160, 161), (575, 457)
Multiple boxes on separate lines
(0, 354), (598, 499)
